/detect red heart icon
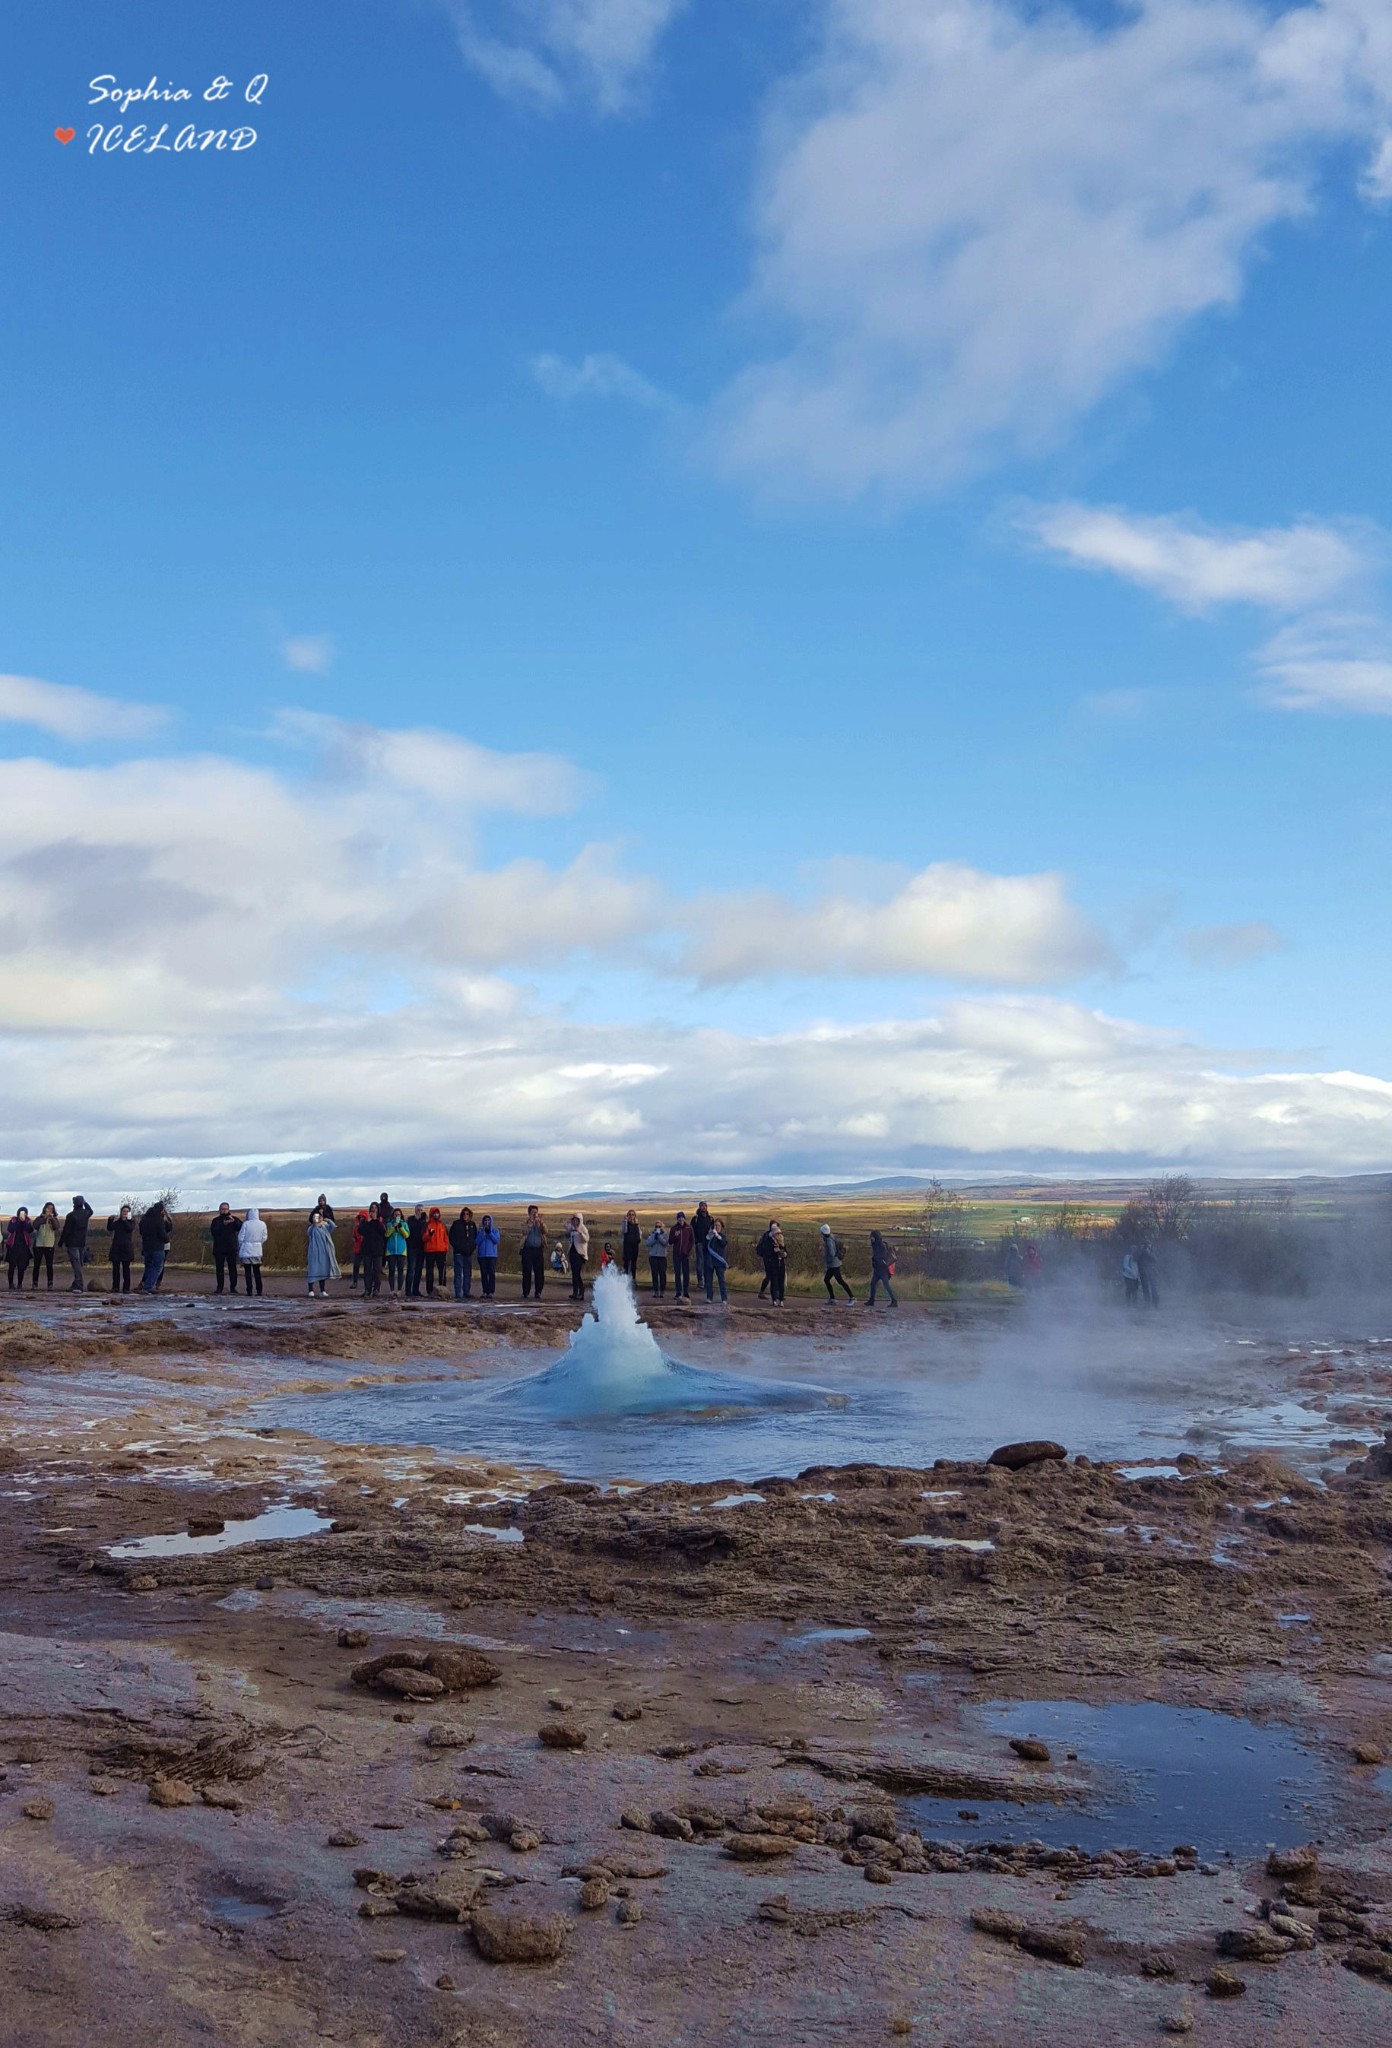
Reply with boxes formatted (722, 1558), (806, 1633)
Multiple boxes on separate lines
(55, 126), (76, 145)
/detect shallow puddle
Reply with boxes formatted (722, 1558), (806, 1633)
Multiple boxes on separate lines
(108, 1504), (332, 1559)
(207, 1891), (279, 1925)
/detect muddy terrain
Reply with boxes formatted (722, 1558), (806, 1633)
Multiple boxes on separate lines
(1, 1292), (1389, 2045)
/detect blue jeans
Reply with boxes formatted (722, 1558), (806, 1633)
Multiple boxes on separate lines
(705, 1260), (727, 1302)
(453, 1252), (473, 1300)
(869, 1271), (897, 1306)
(139, 1247), (166, 1293)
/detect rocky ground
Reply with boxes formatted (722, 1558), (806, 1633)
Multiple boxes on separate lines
(0, 1293), (1390, 2045)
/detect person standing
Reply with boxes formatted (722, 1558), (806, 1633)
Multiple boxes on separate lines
(405, 1205), (428, 1297)
(705, 1217), (729, 1303)
(238, 1206), (268, 1296)
(520, 1205), (548, 1300)
(691, 1201), (713, 1293)
(423, 1207), (449, 1296)
(1120, 1246), (1140, 1306)
(209, 1203), (242, 1295)
(820, 1222), (855, 1303)
(384, 1207), (409, 1294)
(316, 1193), (336, 1223)
(868, 1229), (898, 1308)
(31, 1203), (59, 1289)
(1137, 1242), (1159, 1308)
(645, 1220), (668, 1297)
(106, 1205), (135, 1293)
(349, 1209), (368, 1289)
(449, 1205), (478, 1300)
(476, 1213), (499, 1298)
(358, 1202), (386, 1298)
(621, 1209), (641, 1282)
(138, 1200), (173, 1293)
(566, 1212), (589, 1301)
(5, 1208), (33, 1290)
(307, 1205), (340, 1297)
(669, 1211), (695, 1303)
(756, 1220), (785, 1304)
(60, 1195), (94, 1291)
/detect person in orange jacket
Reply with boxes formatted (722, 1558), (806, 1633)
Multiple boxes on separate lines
(423, 1206), (449, 1296)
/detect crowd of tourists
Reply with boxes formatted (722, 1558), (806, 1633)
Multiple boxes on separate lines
(1, 1191), (901, 1308)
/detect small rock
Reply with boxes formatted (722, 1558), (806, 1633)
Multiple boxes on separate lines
(10, 1905), (81, 1932)
(187, 1516), (225, 1537)
(471, 1907), (568, 1964)
(373, 1948), (406, 1963)
(424, 1724), (474, 1749)
(1344, 1948), (1392, 1984)
(611, 1700), (643, 1722)
(22, 1798), (55, 1822)
(726, 1833), (797, 1860)
(1352, 1742), (1385, 1766)
(508, 1827), (541, 1854)
(650, 1811), (694, 1841)
(88, 1777), (120, 1798)
(888, 2020), (912, 2039)
(971, 1908), (1024, 1941)
(577, 1877), (610, 1911)
(864, 1862), (894, 1885)
(1019, 1926), (1085, 1967)
(254, 1578), (275, 1592)
(547, 1695), (575, 1712)
(148, 1777), (197, 1808)
(537, 1721), (586, 1750)
(126, 1575), (159, 1593)
(201, 1787), (243, 1811)
(328, 1828), (364, 1847)
(1009, 1738), (1051, 1763)
(379, 1668), (446, 1700)
(1217, 1926), (1292, 1963)
(620, 1807), (654, 1832)
(1205, 1968), (1246, 1999)
(435, 1974), (456, 1990)
(392, 1711), (416, 1724)
(14, 1739), (44, 1764)
(616, 1897), (643, 1927)
(337, 1628), (370, 1649)
(1160, 2003), (1195, 2035)
(1140, 1953), (1177, 1979)
(1266, 1843), (1318, 1880)
(987, 1440), (1067, 1471)
(358, 1897), (401, 1919)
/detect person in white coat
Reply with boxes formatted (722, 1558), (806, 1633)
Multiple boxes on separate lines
(238, 1206), (269, 1297)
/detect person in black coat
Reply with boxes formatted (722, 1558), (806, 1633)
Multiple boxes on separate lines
(138, 1201), (173, 1294)
(621, 1208), (641, 1282)
(357, 1202), (387, 1299)
(106, 1206), (136, 1292)
(448, 1206), (478, 1300)
(208, 1203), (243, 1295)
(405, 1206), (427, 1297)
(59, 1196), (94, 1291)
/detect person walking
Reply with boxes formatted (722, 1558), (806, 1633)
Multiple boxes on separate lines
(5, 1208), (34, 1290)
(449, 1205), (478, 1300)
(31, 1203), (59, 1289)
(358, 1202), (386, 1298)
(566, 1212), (589, 1301)
(645, 1220), (668, 1297)
(820, 1223), (855, 1303)
(138, 1199), (173, 1293)
(704, 1217), (729, 1303)
(422, 1207), (449, 1296)
(384, 1208), (409, 1294)
(1120, 1246), (1140, 1306)
(477, 1213), (499, 1298)
(307, 1205), (340, 1297)
(209, 1203), (242, 1295)
(692, 1201), (713, 1294)
(238, 1206), (268, 1296)
(520, 1205), (548, 1300)
(868, 1229), (898, 1308)
(349, 1209), (368, 1289)
(1137, 1242), (1159, 1309)
(60, 1195), (94, 1291)
(669, 1211), (695, 1303)
(405, 1205), (428, 1297)
(106, 1205), (135, 1293)
(756, 1220), (786, 1305)
(621, 1208), (641, 1283)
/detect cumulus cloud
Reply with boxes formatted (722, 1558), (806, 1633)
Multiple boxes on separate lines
(443, 0), (685, 113)
(1179, 921), (1287, 968)
(530, 350), (672, 409)
(281, 633), (334, 675)
(274, 708), (585, 813)
(682, 863), (1113, 986)
(713, 0), (1392, 494)
(0, 673), (169, 743)
(1023, 504), (1370, 612)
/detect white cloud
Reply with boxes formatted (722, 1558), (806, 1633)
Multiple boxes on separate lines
(1023, 504), (1370, 612)
(1179, 921), (1287, 968)
(1256, 613), (1392, 710)
(281, 633), (334, 675)
(274, 708), (585, 814)
(0, 673), (168, 743)
(1362, 130), (1392, 199)
(714, 0), (1392, 494)
(531, 350), (671, 409)
(444, 0), (685, 113)
(682, 863), (1113, 986)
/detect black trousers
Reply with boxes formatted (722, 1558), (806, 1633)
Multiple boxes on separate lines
(478, 1256), (497, 1297)
(243, 1262), (263, 1296)
(424, 1251), (445, 1294)
(622, 1244), (639, 1279)
(824, 1265), (854, 1300)
(7, 1256), (29, 1289)
(387, 1254), (406, 1291)
(405, 1249), (423, 1295)
(31, 1248), (54, 1287)
(520, 1246), (545, 1298)
(673, 1252), (691, 1299)
(649, 1256), (667, 1297)
(568, 1248), (585, 1299)
(361, 1252), (382, 1297)
(762, 1256), (785, 1303)
(214, 1250), (237, 1293)
(111, 1259), (131, 1292)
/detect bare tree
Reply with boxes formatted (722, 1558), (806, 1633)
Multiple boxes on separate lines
(919, 1180), (968, 1279)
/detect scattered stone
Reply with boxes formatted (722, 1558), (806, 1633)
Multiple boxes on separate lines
(328, 1828), (365, 1847)
(10, 1905), (80, 1932)
(578, 1877), (610, 1911)
(547, 1695), (575, 1712)
(201, 1786), (243, 1811)
(337, 1628), (371, 1649)
(1140, 1954), (1177, 1979)
(1205, 1969), (1247, 1998)
(425, 1724), (475, 1749)
(508, 1828), (541, 1854)
(1217, 1925), (1293, 1963)
(439, 1817), (492, 1852)
(1352, 1742), (1385, 1766)
(537, 1721), (586, 1750)
(612, 1700), (643, 1722)
(616, 1897), (643, 1927)
(13, 1739), (44, 1764)
(378, 1668), (446, 1701)
(988, 1441), (1067, 1472)
(426, 1649), (502, 1692)
(650, 1811), (695, 1841)
(471, 1907), (568, 1964)
(971, 1908), (1083, 1965)
(726, 1833), (797, 1860)
(187, 1516), (225, 1537)
(22, 1798), (54, 1822)
(125, 1575), (159, 1593)
(392, 1711), (416, 1724)
(359, 1898), (400, 1919)
(351, 1646), (501, 1698)
(971, 1908), (1024, 1942)
(864, 1862), (894, 1885)
(254, 1578), (275, 1592)
(1266, 1844), (1318, 1881)
(88, 1777), (120, 1798)
(1160, 2003), (1195, 2034)
(1009, 1738), (1051, 1763)
(435, 1974), (456, 1990)
(373, 1948), (406, 1963)
(148, 1777), (197, 1808)
(1267, 1910), (1315, 1949)
(1344, 1948), (1392, 1984)
(620, 1807), (654, 1833)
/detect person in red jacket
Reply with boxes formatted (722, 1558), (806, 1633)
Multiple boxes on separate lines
(423, 1207), (449, 1296)
(349, 1209), (368, 1289)
(668, 1210), (696, 1303)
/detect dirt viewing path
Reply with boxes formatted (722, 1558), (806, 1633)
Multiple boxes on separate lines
(1, 1287), (1390, 2046)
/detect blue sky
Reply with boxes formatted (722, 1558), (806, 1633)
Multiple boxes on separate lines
(3, 0), (1392, 1201)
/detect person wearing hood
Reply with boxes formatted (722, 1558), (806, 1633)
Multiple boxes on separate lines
(59, 1195), (94, 1291)
(5, 1208), (33, 1290)
(621, 1208), (641, 1282)
(820, 1223), (855, 1304)
(476, 1213), (500, 1297)
(566, 1212), (590, 1301)
(520, 1205), (548, 1300)
(756, 1220), (786, 1305)
(357, 1202), (386, 1298)
(868, 1230), (897, 1308)
(209, 1203), (242, 1295)
(645, 1220), (668, 1297)
(106, 1205), (136, 1292)
(405, 1205), (428, 1297)
(31, 1203), (59, 1289)
(692, 1201), (712, 1292)
(423, 1206), (449, 1296)
(306, 1205), (340, 1296)
(316, 1193), (336, 1223)
(238, 1207), (269, 1295)
(448, 1205), (478, 1300)
(384, 1207), (408, 1293)
(668, 1211), (695, 1303)
(138, 1200), (173, 1293)
(349, 1209), (368, 1289)
(704, 1217), (729, 1303)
